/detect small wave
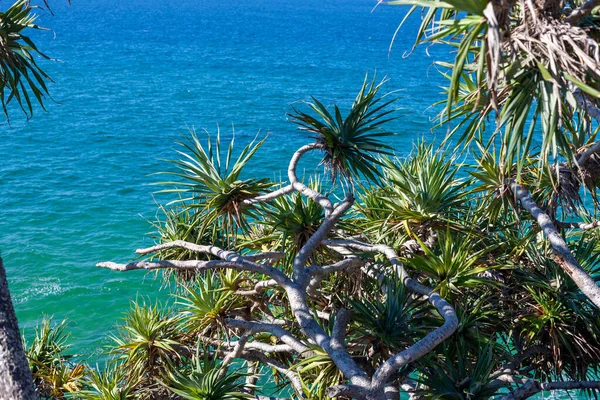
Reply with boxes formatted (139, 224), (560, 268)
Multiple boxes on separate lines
(15, 278), (67, 305)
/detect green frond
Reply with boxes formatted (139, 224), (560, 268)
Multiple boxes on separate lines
(0, 0), (52, 119)
(288, 74), (397, 183)
(158, 128), (273, 240)
(161, 348), (253, 400)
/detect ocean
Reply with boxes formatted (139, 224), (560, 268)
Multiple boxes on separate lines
(0, 0), (445, 361)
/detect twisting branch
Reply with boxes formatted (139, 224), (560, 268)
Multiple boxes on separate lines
(331, 308), (350, 352)
(306, 257), (364, 296)
(236, 279), (279, 296)
(487, 346), (550, 390)
(99, 240), (290, 285)
(242, 184), (294, 206)
(287, 143), (334, 215)
(510, 181), (600, 308)
(500, 380), (600, 400)
(221, 331), (251, 371)
(241, 350), (304, 397)
(242, 252), (285, 263)
(293, 195), (355, 284)
(323, 239), (458, 392)
(226, 319), (311, 355)
(96, 259), (288, 286)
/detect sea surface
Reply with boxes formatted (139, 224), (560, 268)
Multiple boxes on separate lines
(1, 0), (449, 358)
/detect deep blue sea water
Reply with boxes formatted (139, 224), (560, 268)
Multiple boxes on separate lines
(0, 0), (450, 362)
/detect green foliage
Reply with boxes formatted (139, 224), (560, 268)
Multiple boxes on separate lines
(416, 345), (500, 399)
(288, 75), (396, 183)
(24, 317), (85, 398)
(294, 347), (345, 400)
(71, 364), (136, 400)
(176, 271), (247, 335)
(349, 277), (430, 361)
(403, 232), (500, 298)
(162, 349), (252, 400)
(0, 0), (52, 119)
(159, 128), (273, 239)
(111, 299), (181, 384)
(378, 141), (470, 233)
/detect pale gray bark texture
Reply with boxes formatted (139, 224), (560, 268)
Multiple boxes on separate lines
(511, 182), (600, 308)
(0, 258), (38, 400)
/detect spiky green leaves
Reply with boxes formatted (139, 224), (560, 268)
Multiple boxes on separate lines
(23, 317), (86, 397)
(74, 364), (137, 400)
(390, 0), (600, 193)
(288, 75), (397, 183)
(159, 129), (273, 240)
(162, 350), (252, 400)
(176, 272), (246, 336)
(111, 300), (182, 382)
(349, 278), (430, 360)
(403, 233), (500, 298)
(0, 0), (52, 119)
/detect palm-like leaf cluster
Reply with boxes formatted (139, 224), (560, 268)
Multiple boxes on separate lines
(163, 349), (252, 400)
(159, 129), (273, 241)
(0, 0), (51, 119)
(288, 75), (396, 183)
(22, 317), (85, 398)
(389, 0), (600, 208)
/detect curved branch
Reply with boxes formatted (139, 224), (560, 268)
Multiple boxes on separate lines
(556, 219), (600, 230)
(510, 182), (600, 308)
(287, 144), (334, 215)
(116, 240), (290, 285)
(241, 350), (304, 397)
(323, 239), (459, 391)
(331, 308), (350, 352)
(226, 319), (311, 355)
(96, 259), (288, 285)
(306, 257), (363, 296)
(294, 195), (355, 283)
(242, 184), (295, 206)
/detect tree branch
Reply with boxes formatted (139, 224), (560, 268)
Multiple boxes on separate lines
(510, 181), (600, 308)
(323, 239), (458, 391)
(96, 259), (288, 285)
(226, 319), (311, 355)
(294, 195), (355, 284)
(331, 308), (350, 352)
(306, 258), (364, 296)
(100, 240), (291, 285)
(242, 184), (295, 206)
(556, 219), (600, 230)
(287, 143), (334, 215)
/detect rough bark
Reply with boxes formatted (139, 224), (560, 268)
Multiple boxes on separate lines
(0, 258), (38, 400)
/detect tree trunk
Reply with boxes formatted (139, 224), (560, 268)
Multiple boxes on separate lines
(0, 258), (38, 400)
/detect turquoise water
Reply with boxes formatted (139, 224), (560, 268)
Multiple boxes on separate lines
(0, 0), (448, 359)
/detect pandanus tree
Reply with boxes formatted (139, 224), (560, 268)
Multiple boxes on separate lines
(12, 0), (598, 398)
(97, 67), (600, 398)
(384, 0), (600, 310)
(98, 77), (462, 400)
